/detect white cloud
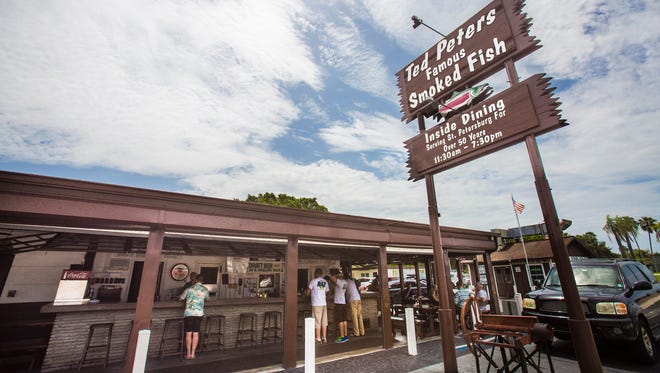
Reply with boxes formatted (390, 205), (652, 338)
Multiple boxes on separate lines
(1, 0), (658, 248)
(318, 14), (397, 101)
(0, 0), (320, 176)
(319, 111), (415, 153)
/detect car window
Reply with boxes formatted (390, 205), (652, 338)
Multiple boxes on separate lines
(574, 266), (622, 287)
(633, 262), (657, 283)
(628, 264), (652, 285)
(544, 265), (622, 288)
(621, 265), (642, 288)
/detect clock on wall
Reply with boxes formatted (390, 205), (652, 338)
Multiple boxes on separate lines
(170, 263), (190, 281)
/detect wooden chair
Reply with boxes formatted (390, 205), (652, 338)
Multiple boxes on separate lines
(460, 296), (555, 373)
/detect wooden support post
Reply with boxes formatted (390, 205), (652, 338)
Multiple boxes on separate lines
(417, 110), (457, 372)
(283, 237), (299, 368)
(504, 58), (602, 372)
(125, 227), (163, 373)
(378, 244), (393, 349)
(483, 253), (501, 314)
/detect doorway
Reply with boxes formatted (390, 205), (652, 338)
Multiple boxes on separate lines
(297, 269), (308, 295)
(127, 261), (164, 302)
(494, 266), (515, 299)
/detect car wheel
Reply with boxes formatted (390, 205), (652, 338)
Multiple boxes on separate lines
(634, 319), (657, 364)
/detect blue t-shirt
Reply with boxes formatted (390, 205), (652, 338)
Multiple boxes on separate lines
(180, 283), (210, 317)
(454, 288), (471, 309)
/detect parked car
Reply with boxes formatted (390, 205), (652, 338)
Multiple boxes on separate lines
(522, 258), (660, 363)
(388, 279), (428, 303)
(357, 277), (374, 292)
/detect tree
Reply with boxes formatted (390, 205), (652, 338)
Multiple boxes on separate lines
(603, 214), (629, 258)
(639, 217), (658, 270)
(240, 192), (329, 212)
(603, 215), (640, 259)
(576, 232), (618, 258)
(616, 216), (640, 253)
(638, 216), (657, 257)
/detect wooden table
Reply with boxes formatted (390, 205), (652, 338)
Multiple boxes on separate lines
(413, 305), (439, 335)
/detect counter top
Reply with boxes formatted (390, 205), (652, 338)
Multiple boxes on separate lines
(41, 296), (285, 313)
(41, 291), (378, 313)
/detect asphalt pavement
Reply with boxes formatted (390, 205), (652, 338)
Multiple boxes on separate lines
(272, 335), (659, 373)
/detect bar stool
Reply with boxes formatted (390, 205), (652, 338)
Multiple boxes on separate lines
(157, 318), (184, 359)
(297, 309), (311, 337)
(122, 320), (134, 362)
(201, 315), (225, 351)
(261, 311), (282, 344)
(78, 322), (114, 370)
(235, 313), (257, 347)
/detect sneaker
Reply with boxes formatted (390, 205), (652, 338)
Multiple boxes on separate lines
(335, 336), (343, 343)
(341, 336), (349, 342)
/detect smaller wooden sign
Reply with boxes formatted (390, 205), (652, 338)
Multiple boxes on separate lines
(405, 74), (566, 180)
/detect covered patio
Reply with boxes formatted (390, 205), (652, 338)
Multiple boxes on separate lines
(0, 171), (498, 372)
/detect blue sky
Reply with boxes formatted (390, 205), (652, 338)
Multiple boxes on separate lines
(1, 0), (658, 251)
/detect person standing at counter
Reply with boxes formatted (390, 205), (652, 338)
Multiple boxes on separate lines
(306, 268), (329, 343)
(179, 274), (209, 359)
(177, 271), (198, 296)
(346, 274), (365, 337)
(331, 271), (348, 343)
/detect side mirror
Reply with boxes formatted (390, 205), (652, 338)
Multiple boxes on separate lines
(633, 280), (652, 291)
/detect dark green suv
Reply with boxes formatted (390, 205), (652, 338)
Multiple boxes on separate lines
(522, 259), (660, 363)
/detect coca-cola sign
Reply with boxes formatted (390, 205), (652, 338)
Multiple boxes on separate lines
(61, 270), (91, 280)
(396, 0), (539, 123)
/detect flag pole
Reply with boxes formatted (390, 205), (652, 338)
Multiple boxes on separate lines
(512, 195), (533, 290)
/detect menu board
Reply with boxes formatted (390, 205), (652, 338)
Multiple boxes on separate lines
(53, 270), (91, 305)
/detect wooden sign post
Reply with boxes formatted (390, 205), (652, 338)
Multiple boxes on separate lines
(398, 1), (602, 372)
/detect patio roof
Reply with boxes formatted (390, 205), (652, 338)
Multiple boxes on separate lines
(0, 171), (498, 260)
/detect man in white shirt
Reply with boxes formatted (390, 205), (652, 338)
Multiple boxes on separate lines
(346, 274), (365, 337)
(475, 282), (491, 313)
(331, 271), (349, 343)
(306, 268), (329, 343)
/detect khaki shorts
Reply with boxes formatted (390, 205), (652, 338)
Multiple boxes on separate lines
(311, 305), (328, 328)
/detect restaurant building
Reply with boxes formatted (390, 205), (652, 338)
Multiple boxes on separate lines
(0, 171), (499, 371)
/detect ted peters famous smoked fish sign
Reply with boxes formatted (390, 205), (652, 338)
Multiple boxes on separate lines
(396, 0), (539, 123)
(404, 74), (566, 180)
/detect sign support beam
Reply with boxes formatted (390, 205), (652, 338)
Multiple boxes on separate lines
(417, 111), (458, 373)
(505, 59), (603, 373)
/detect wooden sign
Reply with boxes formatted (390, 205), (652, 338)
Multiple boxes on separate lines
(404, 74), (566, 180)
(396, 0), (540, 123)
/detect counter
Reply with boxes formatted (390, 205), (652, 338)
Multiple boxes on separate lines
(40, 294), (379, 371)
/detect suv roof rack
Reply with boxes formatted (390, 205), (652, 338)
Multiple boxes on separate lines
(568, 257), (635, 264)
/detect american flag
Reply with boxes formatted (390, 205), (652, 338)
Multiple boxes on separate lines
(512, 196), (525, 214)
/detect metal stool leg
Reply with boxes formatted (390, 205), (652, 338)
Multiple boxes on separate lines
(78, 322), (114, 370)
(202, 315), (225, 351)
(158, 318), (184, 359)
(262, 311), (282, 343)
(236, 313), (257, 347)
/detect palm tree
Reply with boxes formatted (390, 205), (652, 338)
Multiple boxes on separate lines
(639, 217), (658, 270)
(604, 215), (629, 258)
(616, 216), (640, 258)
